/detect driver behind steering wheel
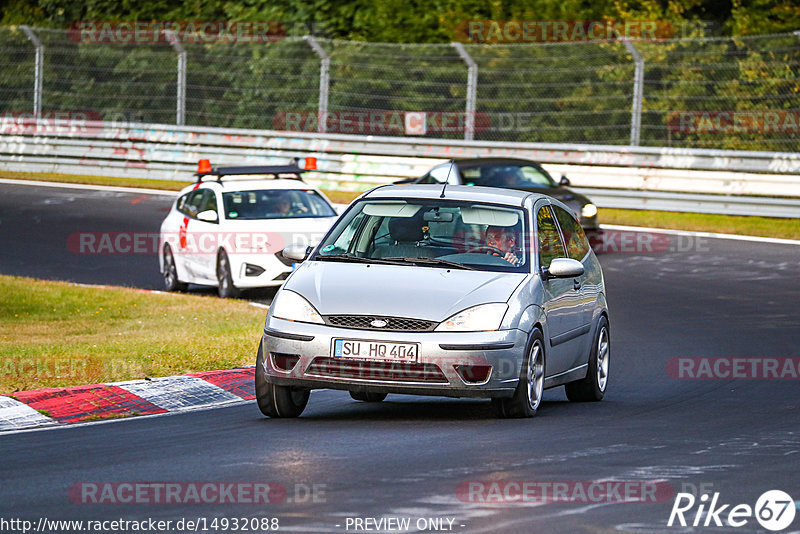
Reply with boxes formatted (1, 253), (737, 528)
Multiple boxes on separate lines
(485, 225), (520, 266)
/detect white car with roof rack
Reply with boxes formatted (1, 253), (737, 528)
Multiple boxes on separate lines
(158, 159), (339, 297)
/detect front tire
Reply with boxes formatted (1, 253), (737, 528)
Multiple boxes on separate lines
(216, 249), (240, 298)
(255, 341), (310, 418)
(493, 328), (545, 418)
(565, 316), (609, 402)
(349, 391), (388, 402)
(162, 245), (187, 292)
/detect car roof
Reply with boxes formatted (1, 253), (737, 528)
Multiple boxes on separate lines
(363, 184), (549, 206)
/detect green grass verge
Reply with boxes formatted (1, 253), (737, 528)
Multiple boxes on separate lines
(2, 170), (797, 240)
(0, 275), (266, 394)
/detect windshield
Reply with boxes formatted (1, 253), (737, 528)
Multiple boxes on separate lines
(460, 163), (557, 189)
(313, 199), (529, 272)
(222, 189), (336, 220)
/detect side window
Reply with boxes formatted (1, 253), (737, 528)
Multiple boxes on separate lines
(176, 193), (190, 215)
(201, 190), (218, 215)
(553, 205), (590, 261)
(179, 190), (206, 218)
(537, 206), (566, 269)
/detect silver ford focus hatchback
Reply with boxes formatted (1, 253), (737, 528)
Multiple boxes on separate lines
(256, 184), (609, 418)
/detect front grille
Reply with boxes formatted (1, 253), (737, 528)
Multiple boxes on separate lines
(306, 357), (447, 383)
(324, 315), (436, 332)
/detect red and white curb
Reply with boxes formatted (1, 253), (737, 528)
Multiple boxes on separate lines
(0, 367), (256, 431)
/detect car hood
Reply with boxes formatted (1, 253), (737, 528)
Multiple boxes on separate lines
(284, 261), (527, 322)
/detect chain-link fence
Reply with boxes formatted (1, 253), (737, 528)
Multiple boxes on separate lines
(1, 25), (799, 151)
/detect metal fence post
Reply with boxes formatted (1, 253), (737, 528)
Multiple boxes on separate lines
(621, 39), (644, 146)
(451, 42), (477, 141)
(20, 25), (43, 119)
(163, 29), (186, 126)
(305, 36), (330, 134)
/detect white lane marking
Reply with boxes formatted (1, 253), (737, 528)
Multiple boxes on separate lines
(601, 224), (800, 246)
(113, 376), (240, 411)
(0, 396), (55, 431)
(0, 178), (178, 196)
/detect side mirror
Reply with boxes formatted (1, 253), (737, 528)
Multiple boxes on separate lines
(282, 244), (311, 262)
(197, 210), (218, 223)
(542, 258), (584, 280)
(559, 175), (571, 186)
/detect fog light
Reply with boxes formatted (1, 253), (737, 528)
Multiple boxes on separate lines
(454, 365), (492, 384)
(271, 353), (300, 372)
(245, 263), (265, 277)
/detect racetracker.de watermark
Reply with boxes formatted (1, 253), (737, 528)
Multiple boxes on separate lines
(589, 230), (709, 254)
(667, 357), (800, 380)
(668, 111), (800, 134)
(455, 20), (674, 43)
(69, 21), (286, 44)
(456, 480), (674, 504)
(273, 110), (490, 136)
(69, 482), (326, 504)
(0, 110), (104, 135)
(66, 232), (307, 255)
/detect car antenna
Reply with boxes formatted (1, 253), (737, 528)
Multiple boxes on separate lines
(440, 160), (455, 198)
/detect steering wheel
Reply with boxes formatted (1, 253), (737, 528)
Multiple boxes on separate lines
(467, 245), (506, 256)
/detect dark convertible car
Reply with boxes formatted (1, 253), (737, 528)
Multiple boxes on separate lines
(408, 158), (598, 231)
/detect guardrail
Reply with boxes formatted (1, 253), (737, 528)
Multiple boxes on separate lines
(1, 120), (799, 217)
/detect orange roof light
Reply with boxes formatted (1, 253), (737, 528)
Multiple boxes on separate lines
(304, 157), (317, 171)
(197, 159), (212, 173)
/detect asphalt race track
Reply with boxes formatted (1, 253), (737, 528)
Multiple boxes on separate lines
(2, 182), (800, 533)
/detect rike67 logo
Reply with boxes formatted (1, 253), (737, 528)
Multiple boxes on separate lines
(668, 490), (796, 531)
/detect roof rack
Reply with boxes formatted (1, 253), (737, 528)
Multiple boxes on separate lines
(194, 161), (306, 183)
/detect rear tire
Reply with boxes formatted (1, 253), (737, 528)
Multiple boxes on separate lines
(565, 316), (609, 402)
(493, 328), (545, 418)
(349, 391), (388, 402)
(255, 341), (309, 418)
(216, 249), (240, 298)
(162, 245), (187, 292)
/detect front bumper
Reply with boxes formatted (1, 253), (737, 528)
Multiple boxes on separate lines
(230, 253), (292, 288)
(262, 318), (529, 398)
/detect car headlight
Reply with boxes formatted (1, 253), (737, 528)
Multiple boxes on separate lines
(435, 303), (508, 332)
(581, 203), (598, 218)
(271, 290), (324, 324)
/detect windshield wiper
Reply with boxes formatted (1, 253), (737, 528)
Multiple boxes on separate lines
(382, 257), (476, 271)
(315, 253), (406, 266)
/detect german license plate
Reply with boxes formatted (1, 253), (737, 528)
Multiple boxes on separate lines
(332, 339), (418, 362)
